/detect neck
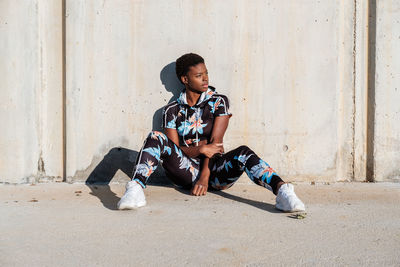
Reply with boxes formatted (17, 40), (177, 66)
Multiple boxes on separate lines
(185, 87), (202, 106)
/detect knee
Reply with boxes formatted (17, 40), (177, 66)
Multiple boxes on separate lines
(236, 145), (251, 153)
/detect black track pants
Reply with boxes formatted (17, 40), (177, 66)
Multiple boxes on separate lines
(132, 131), (283, 193)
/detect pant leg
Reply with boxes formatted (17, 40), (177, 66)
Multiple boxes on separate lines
(209, 145), (283, 193)
(132, 131), (200, 188)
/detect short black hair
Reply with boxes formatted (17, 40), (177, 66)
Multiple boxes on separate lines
(175, 53), (204, 83)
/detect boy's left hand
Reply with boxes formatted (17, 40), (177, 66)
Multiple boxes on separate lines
(191, 179), (208, 196)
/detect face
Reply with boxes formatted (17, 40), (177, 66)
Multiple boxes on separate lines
(181, 63), (209, 93)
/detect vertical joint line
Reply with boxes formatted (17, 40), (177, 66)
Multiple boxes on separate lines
(366, 0), (376, 182)
(62, 0), (67, 181)
(351, 0), (357, 180)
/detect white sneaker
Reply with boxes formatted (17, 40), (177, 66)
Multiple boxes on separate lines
(275, 183), (305, 212)
(117, 180), (146, 210)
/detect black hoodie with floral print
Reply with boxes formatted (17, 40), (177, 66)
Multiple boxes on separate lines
(162, 87), (232, 148)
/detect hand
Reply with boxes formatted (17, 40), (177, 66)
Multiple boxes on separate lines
(200, 143), (224, 158)
(191, 179), (209, 196)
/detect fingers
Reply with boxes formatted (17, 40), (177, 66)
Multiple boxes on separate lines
(191, 184), (208, 196)
(201, 188), (207, 195)
(192, 184), (200, 196)
(214, 143), (224, 153)
(203, 143), (225, 158)
(211, 144), (224, 154)
(191, 185), (199, 196)
(198, 184), (206, 196)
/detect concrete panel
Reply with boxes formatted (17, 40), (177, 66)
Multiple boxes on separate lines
(353, 0), (369, 181)
(36, 1), (64, 182)
(66, 0), (356, 183)
(374, 1), (400, 181)
(0, 1), (63, 183)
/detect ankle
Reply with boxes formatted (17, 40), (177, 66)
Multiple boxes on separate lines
(131, 179), (145, 189)
(275, 181), (286, 195)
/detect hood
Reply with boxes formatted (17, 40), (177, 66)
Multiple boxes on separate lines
(177, 87), (216, 107)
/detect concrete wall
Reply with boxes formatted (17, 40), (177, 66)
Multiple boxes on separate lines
(65, 0), (355, 183)
(373, 1), (400, 182)
(0, 1), (63, 183)
(0, 0), (398, 184)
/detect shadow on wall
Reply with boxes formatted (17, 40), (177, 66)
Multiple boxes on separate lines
(85, 62), (181, 210)
(85, 63), (182, 183)
(85, 147), (138, 210)
(85, 147), (138, 185)
(85, 147), (172, 210)
(152, 62), (183, 131)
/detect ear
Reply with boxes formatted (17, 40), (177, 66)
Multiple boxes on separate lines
(180, 75), (188, 84)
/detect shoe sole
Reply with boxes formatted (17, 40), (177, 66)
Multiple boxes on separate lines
(118, 201), (146, 210)
(275, 205), (306, 213)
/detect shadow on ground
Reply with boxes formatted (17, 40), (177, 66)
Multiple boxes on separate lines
(174, 186), (279, 213)
(210, 190), (280, 213)
(85, 147), (171, 210)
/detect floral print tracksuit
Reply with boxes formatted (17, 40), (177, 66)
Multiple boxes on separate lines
(132, 88), (283, 193)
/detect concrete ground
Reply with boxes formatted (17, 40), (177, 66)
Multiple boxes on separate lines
(1, 182), (400, 266)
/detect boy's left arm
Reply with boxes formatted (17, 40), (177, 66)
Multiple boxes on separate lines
(191, 115), (230, 196)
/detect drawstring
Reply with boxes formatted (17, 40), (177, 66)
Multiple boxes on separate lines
(196, 107), (199, 147)
(182, 107), (189, 147)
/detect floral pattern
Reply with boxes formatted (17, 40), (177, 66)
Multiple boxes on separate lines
(208, 97), (224, 114)
(174, 144), (199, 180)
(163, 88), (231, 147)
(212, 159), (233, 173)
(131, 88), (281, 193)
(177, 111), (207, 136)
(135, 159), (156, 178)
(245, 159), (276, 184)
(233, 154), (254, 171)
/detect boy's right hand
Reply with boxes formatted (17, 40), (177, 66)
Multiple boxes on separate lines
(200, 143), (224, 158)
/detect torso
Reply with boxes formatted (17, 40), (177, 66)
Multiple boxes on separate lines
(163, 88), (231, 147)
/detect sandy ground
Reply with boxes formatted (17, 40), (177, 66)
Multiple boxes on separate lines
(1, 182), (400, 266)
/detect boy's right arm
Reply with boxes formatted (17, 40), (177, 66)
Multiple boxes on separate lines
(164, 128), (223, 158)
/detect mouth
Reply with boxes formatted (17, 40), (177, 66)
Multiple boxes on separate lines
(202, 84), (208, 88)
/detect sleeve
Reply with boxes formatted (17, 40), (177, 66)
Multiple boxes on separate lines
(162, 105), (177, 129)
(214, 95), (232, 117)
